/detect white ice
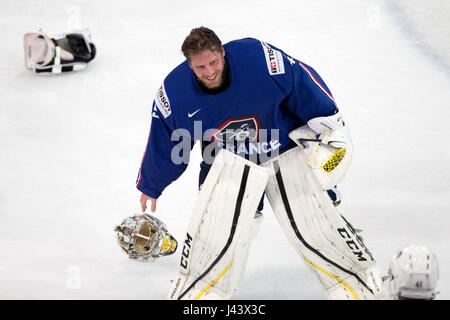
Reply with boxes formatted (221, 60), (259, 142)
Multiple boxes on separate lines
(0, 0), (449, 299)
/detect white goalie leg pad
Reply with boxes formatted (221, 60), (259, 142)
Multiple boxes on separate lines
(168, 149), (268, 300)
(262, 147), (387, 300)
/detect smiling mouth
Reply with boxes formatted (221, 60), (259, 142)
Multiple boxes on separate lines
(201, 70), (223, 89)
(205, 73), (217, 81)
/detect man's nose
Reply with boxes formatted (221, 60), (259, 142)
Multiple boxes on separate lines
(204, 66), (215, 76)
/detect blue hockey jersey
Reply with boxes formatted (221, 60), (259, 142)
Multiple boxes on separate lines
(136, 38), (337, 199)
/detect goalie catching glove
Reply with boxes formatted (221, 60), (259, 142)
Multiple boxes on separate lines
(288, 110), (352, 190)
(115, 213), (178, 262)
(23, 28), (96, 74)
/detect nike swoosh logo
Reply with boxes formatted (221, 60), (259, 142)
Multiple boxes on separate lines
(188, 109), (201, 118)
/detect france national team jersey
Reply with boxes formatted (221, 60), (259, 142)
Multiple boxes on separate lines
(136, 38), (337, 199)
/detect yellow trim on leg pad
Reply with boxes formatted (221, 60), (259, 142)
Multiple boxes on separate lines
(195, 262), (233, 300)
(305, 258), (360, 300)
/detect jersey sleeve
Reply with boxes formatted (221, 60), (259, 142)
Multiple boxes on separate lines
(136, 100), (193, 199)
(282, 52), (338, 122)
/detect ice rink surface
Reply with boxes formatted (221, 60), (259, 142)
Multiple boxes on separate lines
(0, 0), (449, 299)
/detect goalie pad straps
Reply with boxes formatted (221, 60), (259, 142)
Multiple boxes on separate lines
(263, 147), (387, 300)
(168, 149), (268, 300)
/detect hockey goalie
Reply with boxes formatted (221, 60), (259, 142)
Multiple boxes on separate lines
(134, 28), (389, 300)
(168, 112), (388, 300)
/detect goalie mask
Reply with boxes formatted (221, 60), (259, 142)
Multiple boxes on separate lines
(24, 28), (96, 74)
(115, 213), (178, 262)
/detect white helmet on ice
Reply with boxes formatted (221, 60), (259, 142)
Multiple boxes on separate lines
(388, 244), (439, 300)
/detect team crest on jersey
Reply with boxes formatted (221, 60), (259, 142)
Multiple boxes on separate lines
(211, 116), (260, 143)
(260, 41), (285, 75)
(155, 83), (172, 118)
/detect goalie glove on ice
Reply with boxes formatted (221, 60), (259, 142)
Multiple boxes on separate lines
(24, 28), (96, 74)
(288, 110), (353, 190)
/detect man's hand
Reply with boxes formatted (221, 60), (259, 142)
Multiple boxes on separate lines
(140, 193), (157, 212)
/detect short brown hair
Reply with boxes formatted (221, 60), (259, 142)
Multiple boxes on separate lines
(181, 27), (222, 61)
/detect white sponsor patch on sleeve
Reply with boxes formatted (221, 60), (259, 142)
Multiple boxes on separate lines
(155, 83), (172, 118)
(260, 41), (285, 75)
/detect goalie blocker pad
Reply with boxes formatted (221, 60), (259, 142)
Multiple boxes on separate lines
(262, 147), (387, 300)
(168, 149), (268, 300)
(24, 28), (96, 74)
